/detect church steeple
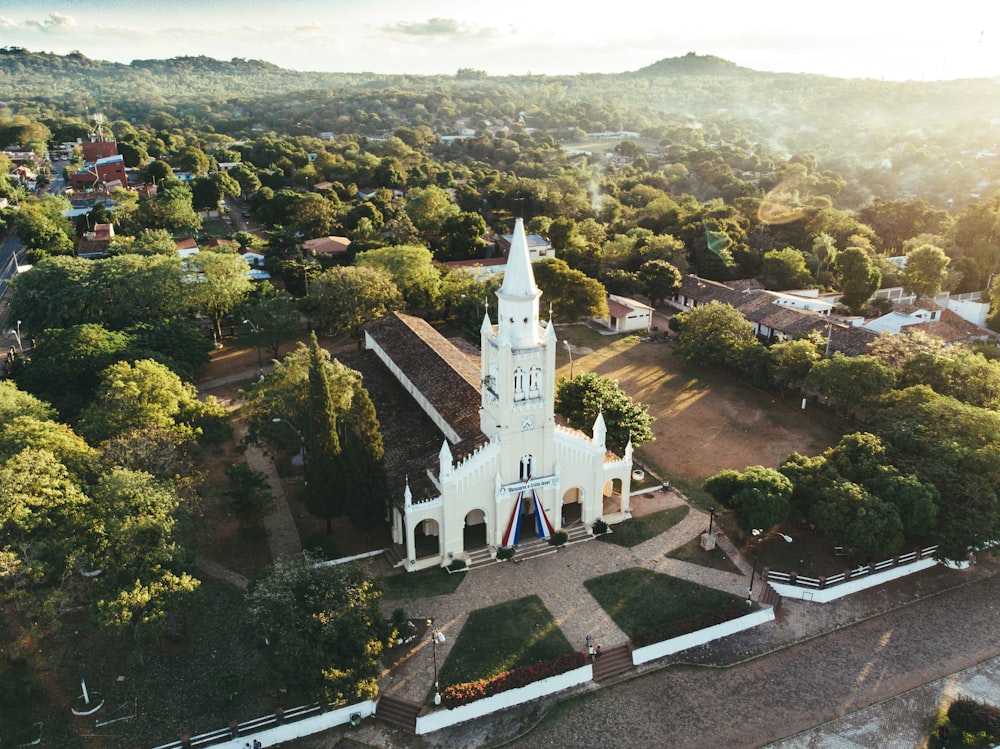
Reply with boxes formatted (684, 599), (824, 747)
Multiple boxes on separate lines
(496, 218), (542, 349)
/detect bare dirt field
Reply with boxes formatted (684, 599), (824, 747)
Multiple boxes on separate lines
(556, 328), (843, 499)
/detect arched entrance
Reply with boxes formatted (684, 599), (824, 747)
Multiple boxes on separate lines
(602, 478), (627, 516)
(415, 518), (440, 559)
(463, 509), (488, 550)
(561, 486), (584, 528)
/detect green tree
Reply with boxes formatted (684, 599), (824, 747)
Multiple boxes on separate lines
(306, 265), (404, 341)
(760, 248), (813, 290)
(555, 371), (653, 454)
(768, 336), (821, 393)
(240, 292), (303, 362)
(835, 247), (881, 314)
(356, 245), (442, 310)
(440, 211), (487, 259)
(78, 358), (228, 445)
(184, 251), (253, 341)
(404, 184), (458, 244)
(901, 243), (949, 299)
(246, 554), (393, 701)
(303, 333), (344, 533)
(532, 258), (608, 322)
(703, 466), (792, 534)
(107, 228), (177, 256)
(637, 259), (681, 307)
(672, 300), (761, 368)
(16, 324), (133, 419)
(191, 172), (241, 212)
(224, 463), (274, 530)
(812, 480), (904, 555)
(140, 184), (202, 235)
(0, 448), (91, 617)
(806, 353), (896, 418)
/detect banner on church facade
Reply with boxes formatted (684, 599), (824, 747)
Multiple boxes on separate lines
(499, 474), (559, 496)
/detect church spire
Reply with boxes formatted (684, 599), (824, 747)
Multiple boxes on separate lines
(499, 218), (538, 299)
(495, 218), (542, 349)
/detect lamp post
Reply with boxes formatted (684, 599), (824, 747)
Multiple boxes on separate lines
(14, 320), (22, 357)
(563, 339), (574, 379)
(428, 619), (446, 706)
(243, 319), (263, 378)
(707, 506), (716, 536)
(271, 418), (306, 481)
(747, 528), (792, 603)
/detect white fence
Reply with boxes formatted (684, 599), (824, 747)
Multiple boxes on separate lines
(414, 664), (593, 735)
(150, 699), (375, 749)
(764, 546), (945, 603)
(631, 607), (776, 665)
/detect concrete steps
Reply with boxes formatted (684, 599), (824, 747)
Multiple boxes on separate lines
(375, 693), (422, 733)
(591, 642), (634, 682)
(466, 522), (594, 570)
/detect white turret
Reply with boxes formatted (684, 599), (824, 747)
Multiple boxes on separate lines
(592, 411), (607, 448)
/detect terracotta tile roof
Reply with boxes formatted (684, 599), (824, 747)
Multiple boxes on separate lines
(365, 312), (483, 442)
(909, 310), (994, 343)
(302, 236), (351, 255)
(335, 349), (443, 503)
(175, 237), (198, 251)
(828, 324), (879, 356)
(607, 298), (633, 318)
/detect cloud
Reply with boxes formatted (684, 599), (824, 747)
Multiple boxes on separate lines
(382, 17), (498, 40)
(0, 13), (77, 32)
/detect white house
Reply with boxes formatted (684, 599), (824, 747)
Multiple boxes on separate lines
(599, 294), (655, 333)
(367, 220), (633, 571)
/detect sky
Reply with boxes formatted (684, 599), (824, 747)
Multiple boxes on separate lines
(1, 1), (999, 82)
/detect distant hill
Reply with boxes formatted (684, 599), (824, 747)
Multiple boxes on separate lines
(1, 47), (998, 148)
(633, 52), (747, 76)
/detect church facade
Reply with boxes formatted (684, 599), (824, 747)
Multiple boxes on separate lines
(365, 219), (633, 571)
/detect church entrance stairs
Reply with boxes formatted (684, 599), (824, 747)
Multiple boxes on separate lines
(591, 642), (634, 682)
(465, 522), (595, 570)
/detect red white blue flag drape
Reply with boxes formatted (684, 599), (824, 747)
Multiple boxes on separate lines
(500, 481), (554, 547)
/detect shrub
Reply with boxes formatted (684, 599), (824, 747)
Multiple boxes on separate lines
(549, 530), (569, 547)
(948, 698), (1000, 737)
(448, 558), (468, 571)
(593, 518), (609, 535)
(303, 533), (338, 559)
(439, 652), (586, 708)
(497, 546), (515, 561)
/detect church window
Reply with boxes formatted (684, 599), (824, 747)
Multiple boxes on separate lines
(513, 366), (525, 401)
(528, 365), (541, 397)
(519, 455), (534, 481)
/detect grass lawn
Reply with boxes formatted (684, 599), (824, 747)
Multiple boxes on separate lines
(598, 505), (689, 547)
(436, 595), (574, 690)
(584, 567), (743, 640)
(381, 567), (466, 600)
(666, 535), (744, 574)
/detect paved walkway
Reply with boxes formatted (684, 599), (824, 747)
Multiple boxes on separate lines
(197, 370), (303, 577)
(377, 491), (745, 704)
(298, 500), (1000, 749)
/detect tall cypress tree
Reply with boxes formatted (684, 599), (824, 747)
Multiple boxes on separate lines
(304, 331), (341, 533)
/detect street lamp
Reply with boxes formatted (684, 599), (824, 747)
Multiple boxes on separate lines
(563, 339), (574, 379)
(707, 506), (716, 536)
(747, 528), (792, 604)
(243, 319), (263, 378)
(271, 418), (306, 480)
(427, 619), (446, 706)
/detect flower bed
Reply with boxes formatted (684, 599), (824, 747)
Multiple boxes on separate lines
(632, 600), (748, 647)
(439, 652), (586, 708)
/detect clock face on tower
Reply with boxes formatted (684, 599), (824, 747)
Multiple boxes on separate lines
(521, 416), (535, 431)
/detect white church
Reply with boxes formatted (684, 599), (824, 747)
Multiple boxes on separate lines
(363, 219), (634, 571)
